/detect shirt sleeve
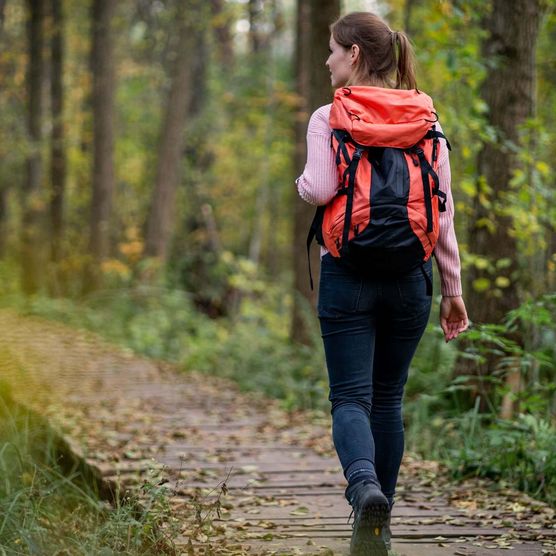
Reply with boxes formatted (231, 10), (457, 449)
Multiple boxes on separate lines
(434, 124), (463, 297)
(295, 104), (339, 206)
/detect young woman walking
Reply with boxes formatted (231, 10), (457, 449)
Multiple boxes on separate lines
(296, 11), (468, 556)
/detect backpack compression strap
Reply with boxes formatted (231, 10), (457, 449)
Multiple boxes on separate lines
(411, 147), (446, 232)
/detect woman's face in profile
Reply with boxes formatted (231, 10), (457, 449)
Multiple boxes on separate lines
(326, 35), (354, 88)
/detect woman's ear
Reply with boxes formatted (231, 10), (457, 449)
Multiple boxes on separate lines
(350, 44), (360, 66)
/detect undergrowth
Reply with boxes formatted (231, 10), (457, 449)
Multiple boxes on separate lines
(0, 385), (179, 555)
(1, 258), (555, 508)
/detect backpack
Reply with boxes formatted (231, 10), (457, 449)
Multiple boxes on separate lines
(306, 86), (451, 293)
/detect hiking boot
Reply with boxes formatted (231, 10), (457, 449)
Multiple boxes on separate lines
(346, 480), (390, 556)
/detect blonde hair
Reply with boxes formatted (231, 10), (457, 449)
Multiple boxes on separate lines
(331, 12), (417, 90)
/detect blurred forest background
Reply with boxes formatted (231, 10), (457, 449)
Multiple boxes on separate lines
(1, 0), (556, 514)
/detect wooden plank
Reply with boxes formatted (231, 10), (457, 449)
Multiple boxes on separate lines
(224, 525), (555, 537)
(211, 508), (469, 520)
(159, 460), (341, 475)
(217, 537), (548, 556)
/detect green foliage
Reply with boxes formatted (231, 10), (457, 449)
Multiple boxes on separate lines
(405, 292), (556, 507)
(180, 294), (327, 412)
(447, 410), (556, 506)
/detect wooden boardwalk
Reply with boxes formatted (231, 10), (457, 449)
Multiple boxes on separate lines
(0, 310), (554, 555)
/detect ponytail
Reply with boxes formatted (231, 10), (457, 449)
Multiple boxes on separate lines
(393, 31), (417, 90)
(332, 12), (419, 91)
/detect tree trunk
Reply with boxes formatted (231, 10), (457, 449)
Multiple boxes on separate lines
(468, 0), (542, 324)
(248, 0), (263, 54)
(458, 0), (544, 410)
(248, 0), (281, 268)
(0, 1), (9, 257)
(210, 0), (234, 69)
(144, 2), (202, 262)
(290, 0), (339, 344)
(21, 0), (46, 295)
(0, 188), (7, 257)
(83, 0), (116, 293)
(403, 0), (419, 36)
(0, 0), (6, 32)
(49, 0), (66, 292)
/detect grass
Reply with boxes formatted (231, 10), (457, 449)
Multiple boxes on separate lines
(0, 384), (179, 555)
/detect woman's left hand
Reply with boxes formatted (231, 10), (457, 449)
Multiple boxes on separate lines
(440, 295), (468, 343)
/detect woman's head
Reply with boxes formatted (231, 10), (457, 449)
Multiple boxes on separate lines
(326, 12), (417, 90)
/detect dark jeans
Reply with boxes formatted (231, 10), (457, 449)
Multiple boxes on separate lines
(318, 253), (432, 505)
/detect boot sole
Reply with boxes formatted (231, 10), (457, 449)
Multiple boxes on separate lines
(350, 492), (390, 556)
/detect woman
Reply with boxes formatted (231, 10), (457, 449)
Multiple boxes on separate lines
(296, 11), (468, 556)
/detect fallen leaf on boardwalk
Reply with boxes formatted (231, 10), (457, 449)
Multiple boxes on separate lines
(238, 465), (259, 474)
(290, 506), (309, 516)
(278, 498), (298, 507)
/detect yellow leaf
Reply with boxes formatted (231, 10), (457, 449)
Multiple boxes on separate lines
(472, 278), (490, 292)
(536, 161), (550, 176)
(474, 257), (489, 270)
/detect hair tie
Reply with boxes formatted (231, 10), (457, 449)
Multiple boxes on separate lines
(391, 30), (398, 45)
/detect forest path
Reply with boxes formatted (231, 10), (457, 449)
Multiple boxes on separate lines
(0, 309), (554, 556)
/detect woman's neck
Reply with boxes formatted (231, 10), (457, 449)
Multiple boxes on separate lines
(349, 74), (392, 88)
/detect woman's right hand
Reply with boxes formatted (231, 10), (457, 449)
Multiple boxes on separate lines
(440, 295), (468, 342)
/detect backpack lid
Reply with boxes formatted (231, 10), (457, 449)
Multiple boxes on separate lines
(329, 86), (436, 148)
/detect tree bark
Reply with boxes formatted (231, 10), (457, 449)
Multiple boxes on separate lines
(0, 0), (6, 32)
(467, 0), (543, 324)
(144, 1), (202, 262)
(403, 0), (419, 36)
(83, 0), (116, 293)
(290, 0), (339, 344)
(0, 1), (9, 257)
(248, 0), (281, 268)
(458, 0), (545, 410)
(21, 0), (46, 295)
(0, 187), (7, 257)
(248, 0), (263, 54)
(50, 0), (66, 286)
(210, 0), (234, 69)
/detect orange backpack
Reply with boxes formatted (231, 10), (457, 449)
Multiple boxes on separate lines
(307, 86), (450, 292)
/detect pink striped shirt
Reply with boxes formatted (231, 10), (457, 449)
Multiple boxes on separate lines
(296, 104), (462, 297)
